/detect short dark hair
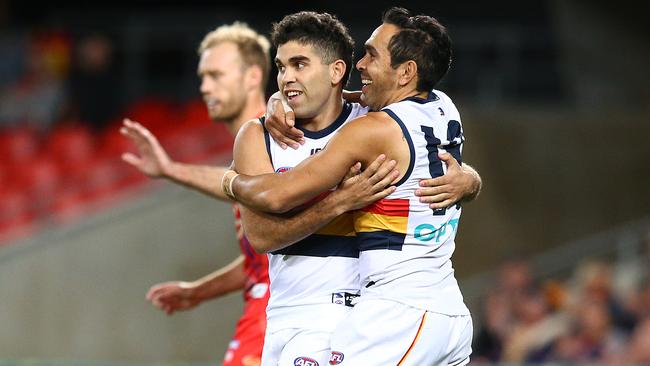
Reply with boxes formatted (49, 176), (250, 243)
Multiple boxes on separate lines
(382, 7), (452, 91)
(271, 11), (355, 86)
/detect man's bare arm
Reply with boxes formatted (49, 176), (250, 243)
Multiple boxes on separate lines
(232, 119), (396, 252)
(227, 113), (396, 214)
(241, 158), (397, 253)
(146, 255), (246, 315)
(263, 101), (478, 207)
(121, 119), (230, 201)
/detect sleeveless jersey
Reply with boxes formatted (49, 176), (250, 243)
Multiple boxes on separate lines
(263, 101), (369, 332)
(353, 90), (470, 315)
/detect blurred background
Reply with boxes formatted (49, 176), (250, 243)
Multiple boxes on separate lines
(0, 0), (648, 365)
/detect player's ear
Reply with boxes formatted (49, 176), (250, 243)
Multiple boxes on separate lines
(245, 65), (264, 91)
(330, 59), (346, 85)
(397, 60), (417, 87)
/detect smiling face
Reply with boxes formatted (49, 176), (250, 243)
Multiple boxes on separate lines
(198, 42), (249, 123)
(275, 41), (338, 120)
(356, 23), (402, 111)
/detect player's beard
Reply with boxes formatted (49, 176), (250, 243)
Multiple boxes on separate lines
(210, 90), (247, 123)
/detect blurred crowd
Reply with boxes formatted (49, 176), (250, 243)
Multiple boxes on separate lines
(0, 31), (121, 132)
(472, 251), (650, 365)
(0, 31), (231, 243)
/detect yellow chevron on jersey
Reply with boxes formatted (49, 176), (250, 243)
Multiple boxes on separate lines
(317, 212), (356, 237)
(354, 198), (409, 234)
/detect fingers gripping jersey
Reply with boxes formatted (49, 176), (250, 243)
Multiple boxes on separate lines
(353, 91), (469, 315)
(262, 102), (370, 332)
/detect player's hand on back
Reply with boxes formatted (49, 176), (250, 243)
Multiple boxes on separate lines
(342, 89), (364, 106)
(120, 118), (172, 178)
(415, 152), (473, 209)
(333, 154), (399, 212)
(146, 281), (201, 315)
(264, 91), (304, 150)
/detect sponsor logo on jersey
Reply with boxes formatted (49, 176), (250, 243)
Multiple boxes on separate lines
(414, 218), (459, 243)
(294, 357), (319, 366)
(275, 166), (292, 173)
(329, 351), (344, 364)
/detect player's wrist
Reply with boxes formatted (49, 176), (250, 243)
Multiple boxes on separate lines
(460, 169), (480, 202)
(326, 190), (352, 215)
(221, 170), (239, 201)
(160, 160), (179, 180)
(184, 280), (206, 301)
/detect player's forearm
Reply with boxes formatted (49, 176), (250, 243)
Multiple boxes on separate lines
(231, 173), (306, 213)
(190, 256), (246, 301)
(164, 162), (230, 202)
(460, 163), (482, 203)
(242, 193), (348, 253)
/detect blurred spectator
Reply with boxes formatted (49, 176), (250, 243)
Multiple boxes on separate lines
(473, 257), (645, 365)
(473, 259), (539, 362)
(66, 34), (122, 132)
(548, 299), (626, 362)
(569, 260), (638, 333)
(624, 318), (650, 363)
(502, 290), (568, 363)
(0, 31), (70, 130)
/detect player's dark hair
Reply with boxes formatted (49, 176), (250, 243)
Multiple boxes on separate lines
(381, 7), (452, 91)
(271, 11), (355, 86)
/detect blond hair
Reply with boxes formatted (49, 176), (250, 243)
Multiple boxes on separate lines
(199, 22), (271, 87)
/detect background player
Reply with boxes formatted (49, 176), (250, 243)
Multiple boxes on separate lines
(121, 22), (271, 366)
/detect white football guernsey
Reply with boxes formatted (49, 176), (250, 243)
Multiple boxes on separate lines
(353, 90), (470, 316)
(263, 101), (370, 332)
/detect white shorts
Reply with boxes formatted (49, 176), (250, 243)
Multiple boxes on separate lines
(261, 327), (332, 366)
(329, 298), (473, 366)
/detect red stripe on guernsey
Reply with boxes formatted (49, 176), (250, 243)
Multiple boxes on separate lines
(397, 312), (428, 366)
(360, 198), (409, 217)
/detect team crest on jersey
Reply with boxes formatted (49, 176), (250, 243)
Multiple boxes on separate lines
(275, 166), (292, 173)
(294, 357), (319, 366)
(329, 351), (344, 364)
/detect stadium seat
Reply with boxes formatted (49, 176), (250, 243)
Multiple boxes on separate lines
(0, 126), (41, 164)
(0, 188), (36, 243)
(45, 124), (96, 171)
(123, 97), (178, 129)
(180, 98), (211, 126)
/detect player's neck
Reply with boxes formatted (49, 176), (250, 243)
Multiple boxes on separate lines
(298, 94), (344, 132)
(384, 86), (428, 108)
(228, 91), (267, 135)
